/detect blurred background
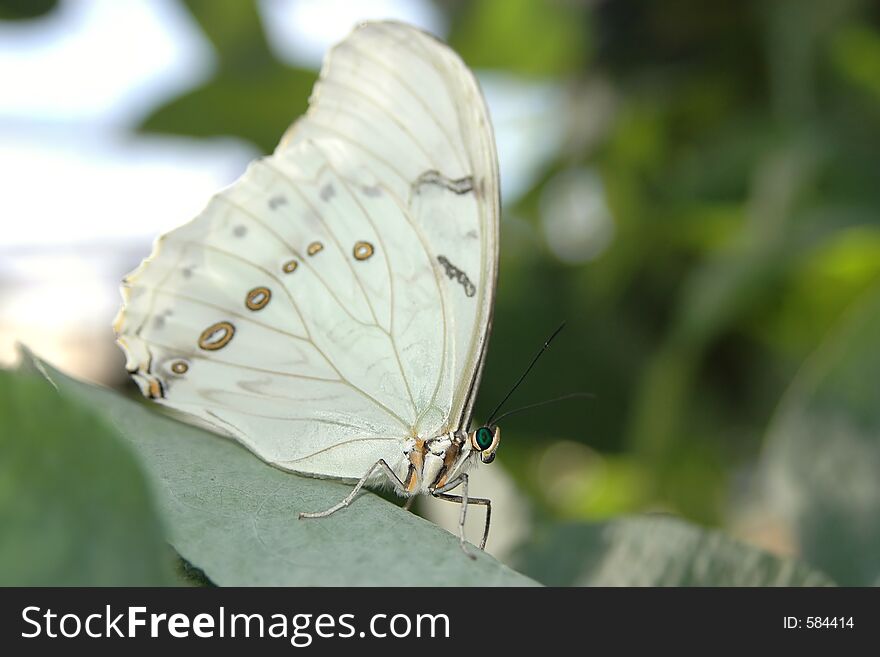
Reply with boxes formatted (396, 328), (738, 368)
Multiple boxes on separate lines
(2, 0), (880, 585)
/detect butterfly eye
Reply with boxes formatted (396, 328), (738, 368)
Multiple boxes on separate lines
(475, 427), (494, 450)
(471, 426), (500, 464)
(469, 425), (495, 449)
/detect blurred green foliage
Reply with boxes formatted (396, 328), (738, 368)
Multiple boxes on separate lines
(0, 0), (56, 21)
(3, 0), (880, 584)
(449, 0), (589, 76)
(761, 286), (880, 585)
(514, 516), (833, 586)
(141, 0), (317, 152)
(445, 0), (880, 532)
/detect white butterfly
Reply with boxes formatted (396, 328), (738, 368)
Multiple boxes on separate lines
(114, 21), (500, 553)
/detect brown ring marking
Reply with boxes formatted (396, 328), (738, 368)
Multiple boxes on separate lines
(171, 361), (189, 375)
(282, 259), (298, 273)
(353, 241), (375, 261)
(198, 321), (235, 351)
(245, 286), (271, 311)
(307, 241), (324, 256)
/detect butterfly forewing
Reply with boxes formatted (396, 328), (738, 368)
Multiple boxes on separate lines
(115, 22), (500, 480)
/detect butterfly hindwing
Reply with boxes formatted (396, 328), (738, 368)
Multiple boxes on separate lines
(115, 22), (500, 480)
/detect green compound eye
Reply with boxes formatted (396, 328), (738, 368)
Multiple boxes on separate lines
(475, 426), (494, 451)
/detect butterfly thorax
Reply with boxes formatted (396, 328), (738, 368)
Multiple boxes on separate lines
(399, 431), (473, 496)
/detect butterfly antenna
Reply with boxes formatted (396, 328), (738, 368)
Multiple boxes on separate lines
(486, 322), (566, 426)
(490, 392), (595, 424)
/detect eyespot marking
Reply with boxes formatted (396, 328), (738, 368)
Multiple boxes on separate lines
(245, 286), (271, 311)
(353, 241), (375, 261)
(198, 321), (235, 351)
(282, 259), (299, 273)
(320, 183), (335, 201)
(307, 241), (324, 256)
(170, 361), (189, 375)
(233, 225), (247, 237)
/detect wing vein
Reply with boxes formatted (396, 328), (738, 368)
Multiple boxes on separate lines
(332, 41), (466, 170)
(313, 79), (447, 171)
(258, 158), (384, 330)
(137, 336), (340, 383)
(279, 435), (401, 465)
(128, 284), (310, 343)
(215, 192), (375, 329)
(299, 120), (411, 184)
(367, 178), (451, 431)
(310, 143), (421, 422)
(168, 239), (412, 430)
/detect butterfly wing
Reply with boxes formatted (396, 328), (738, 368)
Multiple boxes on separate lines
(114, 21), (499, 480)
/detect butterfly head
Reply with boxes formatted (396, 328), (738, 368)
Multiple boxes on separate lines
(469, 425), (501, 464)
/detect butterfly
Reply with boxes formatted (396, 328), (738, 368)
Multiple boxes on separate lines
(114, 21), (501, 555)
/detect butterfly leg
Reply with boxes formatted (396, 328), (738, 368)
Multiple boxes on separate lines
(298, 459), (407, 520)
(431, 474), (492, 557)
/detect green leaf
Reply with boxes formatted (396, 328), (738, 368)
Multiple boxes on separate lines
(760, 285), (880, 585)
(0, 368), (174, 585)
(28, 352), (538, 586)
(513, 516), (835, 586)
